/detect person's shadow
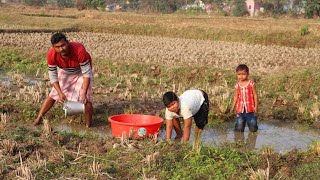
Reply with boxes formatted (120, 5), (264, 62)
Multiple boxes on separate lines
(234, 131), (258, 151)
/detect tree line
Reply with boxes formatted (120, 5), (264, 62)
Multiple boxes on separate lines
(4, 0), (320, 18)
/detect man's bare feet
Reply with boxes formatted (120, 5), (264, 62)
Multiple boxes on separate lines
(85, 120), (91, 128)
(174, 134), (182, 142)
(33, 117), (42, 126)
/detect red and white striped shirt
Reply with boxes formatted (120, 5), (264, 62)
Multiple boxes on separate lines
(47, 42), (92, 83)
(235, 80), (255, 113)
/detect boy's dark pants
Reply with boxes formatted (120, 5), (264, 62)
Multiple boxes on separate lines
(193, 90), (209, 130)
(235, 109), (258, 132)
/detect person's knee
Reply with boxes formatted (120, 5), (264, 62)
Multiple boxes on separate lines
(248, 118), (258, 132)
(235, 118), (245, 132)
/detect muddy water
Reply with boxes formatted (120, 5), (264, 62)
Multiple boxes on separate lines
(55, 123), (112, 138)
(198, 121), (320, 152)
(54, 120), (319, 153)
(0, 71), (42, 89)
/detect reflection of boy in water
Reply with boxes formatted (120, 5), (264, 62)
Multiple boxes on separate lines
(230, 64), (258, 132)
(234, 131), (257, 151)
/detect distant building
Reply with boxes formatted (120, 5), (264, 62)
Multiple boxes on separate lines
(246, 0), (263, 16)
(105, 3), (122, 12)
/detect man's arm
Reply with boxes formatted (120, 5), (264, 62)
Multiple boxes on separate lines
(52, 82), (66, 103)
(79, 60), (92, 103)
(80, 77), (90, 103)
(48, 62), (66, 103)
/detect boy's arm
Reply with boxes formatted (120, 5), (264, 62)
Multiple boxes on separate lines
(252, 84), (258, 112)
(183, 117), (192, 142)
(230, 89), (238, 113)
(165, 119), (173, 140)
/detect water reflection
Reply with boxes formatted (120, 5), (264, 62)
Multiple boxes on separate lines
(50, 120), (319, 153)
(234, 131), (257, 151)
(201, 121), (320, 152)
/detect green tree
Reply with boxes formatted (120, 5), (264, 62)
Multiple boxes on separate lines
(257, 0), (287, 13)
(231, 0), (248, 16)
(305, 0), (320, 18)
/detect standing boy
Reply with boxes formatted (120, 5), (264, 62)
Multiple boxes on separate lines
(162, 89), (209, 142)
(230, 64), (258, 132)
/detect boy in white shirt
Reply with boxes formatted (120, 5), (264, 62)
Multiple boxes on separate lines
(163, 89), (209, 142)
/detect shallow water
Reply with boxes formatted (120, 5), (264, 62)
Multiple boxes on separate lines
(199, 121), (320, 153)
(0, 71), (42, 89)
(54, 120), (320, 153)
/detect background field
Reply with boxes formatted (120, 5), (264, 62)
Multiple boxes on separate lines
(1, 4), (320, 179)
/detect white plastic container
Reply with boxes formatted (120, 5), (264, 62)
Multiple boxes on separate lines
(63, 100), (85, 117)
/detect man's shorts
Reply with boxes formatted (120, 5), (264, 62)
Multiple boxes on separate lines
(193, 90), (209, 130)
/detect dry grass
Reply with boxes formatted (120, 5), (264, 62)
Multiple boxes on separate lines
(1, 32), (319, 75)
(1, 139), (18, 155)
(0, 5), (320, 47)
(259, 146), (275, 156)
(15, 151), (35, 180)
(249, 158), (270, 180)
(1, 5), (320, 35)
(1, 112), (10, 125)
(309, 141), (320, 155)
(89, 154), (102, 177)
(43, 119), (53, 137)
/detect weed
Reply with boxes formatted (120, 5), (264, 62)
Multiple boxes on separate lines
(300, 25), (310, 36)
(309, 141), (320, 155)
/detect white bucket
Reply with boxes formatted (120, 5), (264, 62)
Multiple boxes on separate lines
(63, 100), (85, 117)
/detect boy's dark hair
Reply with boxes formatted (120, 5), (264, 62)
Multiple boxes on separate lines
(51, 32), (68, 45)
(236, 64), (249, 73)
(163, 91), (178, 107)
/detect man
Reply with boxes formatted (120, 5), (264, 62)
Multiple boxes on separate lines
(33, 32), (93, 127)
(162, 89), (209, 142)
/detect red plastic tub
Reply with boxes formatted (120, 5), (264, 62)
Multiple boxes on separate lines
(108, 114), (164, 139)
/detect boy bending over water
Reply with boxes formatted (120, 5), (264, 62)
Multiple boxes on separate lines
(163, 89), (209, 142)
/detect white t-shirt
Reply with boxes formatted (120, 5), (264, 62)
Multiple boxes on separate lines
(165, 89), (205, 120)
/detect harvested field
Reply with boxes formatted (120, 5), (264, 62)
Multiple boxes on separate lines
(1, 32), (320, 73)
(1, 4), (320, 179)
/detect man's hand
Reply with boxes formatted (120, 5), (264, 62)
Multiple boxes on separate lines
(79, 92), (87, 104)
(58, 92), (67, 103)
(254, 106), (258, 113)
(229, 107), (234, 114)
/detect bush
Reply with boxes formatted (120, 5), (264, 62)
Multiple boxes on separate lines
(305, 0), (320, 18)
(300, 25), (310, 36)
(81, 0), (105, 9)
(231, 0), (248, 16)
(57, 0), (74, 8)
(23, 0), (47, 6)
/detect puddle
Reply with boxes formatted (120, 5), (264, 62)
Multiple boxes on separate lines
(55, 123), (112, 139)
(0, 71), (44, 90)
(197, 121), (319, 153)
(53, 120), (320, 153)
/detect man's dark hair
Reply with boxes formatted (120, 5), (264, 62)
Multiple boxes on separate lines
(236, 64), (249, 73)
(51, 32), (68, 45)
(163, 91), (178, 107)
